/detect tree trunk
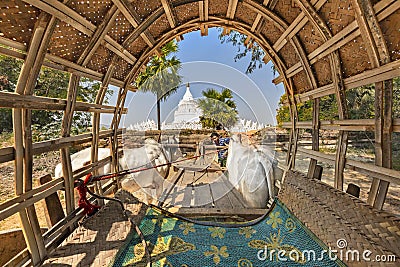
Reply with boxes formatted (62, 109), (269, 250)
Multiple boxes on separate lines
(157, 97), (161, 131)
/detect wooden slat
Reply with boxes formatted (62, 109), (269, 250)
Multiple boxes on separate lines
(226, 0), (239, 19)
(39, 175), (65, 227)
(78, 6), (120, 66)
(111, 0), (156, 47)
(297, 147), (400, 185)
(192, 184), (213, 208)
(158, 169), (185, 206)
(0, 181), (64, 221)
(161, 0), (177, 28)
(0, 91), (127, 113)
(209, 182), (233, 209)
(280, 119), (396, 132)
(22, 0), (138, 65)
(285, 0), (399, 78)
(181, 186), (193, 208)
(283, 60), (400, 105)
(221, 177), (246, 208)
(273, 0), (324, 51)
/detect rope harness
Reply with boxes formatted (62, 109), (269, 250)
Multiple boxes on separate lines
(73, 146), (254, 267)
(75, 149), (220, 217)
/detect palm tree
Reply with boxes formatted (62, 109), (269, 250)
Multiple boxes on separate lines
(135, 41), (182, 130)
(198, 88), (238, 129)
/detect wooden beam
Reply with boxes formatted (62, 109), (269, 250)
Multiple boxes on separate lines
(161, 0), (177, 28)
(283, 60), (400, 105)
(60, 74), (80, 215)
(297, 147), (400, 185)
(307, 98), (320, 178)
(268, 0), (279, 10)
(120, 6), (165, 49)
(126, 18), (291, 101)
(0, 36), (26, 51)
(22, 0), (137, 64)
(250, 14), (263, 32)
(243, 0), (318, 91)
(0, 28), (135, 91)
(199, 0), (209, 22)
(39, 175), (65, 227)
(91, 65), (115, 195)
(272, 75), (284, 85)
(352, 0), (391, 68)
(368, 80), (393, 209)
(249, 0), (270, 33)
(273, 0), (325, 51)
(296, 0), (348, 191)
(200, 24), (209, 36)
(78, 5), (120, 66)
(285, 0), (399, 77)
(12, 13), (55, 264)
(111, 0), (156, 47)
(226, 0), (239, 19)
(0, 91), (127, 113)
(0, 180), (64, 221)
(281, 118), (400, 132)
(199, 1), (205, 21)
(351, 0), (392, 210)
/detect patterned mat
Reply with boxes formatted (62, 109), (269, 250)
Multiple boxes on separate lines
(111, 199), (346, 267)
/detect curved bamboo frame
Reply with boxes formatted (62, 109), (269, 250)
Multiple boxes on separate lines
(0, 0), (399, 264)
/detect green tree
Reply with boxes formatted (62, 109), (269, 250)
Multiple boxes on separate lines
(135, 41), (182, 130)
(0, 55), (23, 133)
(276, 94), (339, 126)
(345, 85), (374, 119)
(0, 55), (110, 138)
(275, 94), (291, 127)
(197, 88), (238, 129)
(219, 30), (279, 76)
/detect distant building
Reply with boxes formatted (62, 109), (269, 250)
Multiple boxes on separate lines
(230, 119), (265, 132)
(129, 83), (203, 131)
(128, 84), (266, 132)
(172, 83), (202, 124)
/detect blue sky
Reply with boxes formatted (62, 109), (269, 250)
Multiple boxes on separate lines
(103, 28), (285, 127)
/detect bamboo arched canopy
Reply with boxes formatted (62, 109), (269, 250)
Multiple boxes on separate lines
(0, 0), (400, 265)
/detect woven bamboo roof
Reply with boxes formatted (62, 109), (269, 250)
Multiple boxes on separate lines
(0, 0), (398, 95)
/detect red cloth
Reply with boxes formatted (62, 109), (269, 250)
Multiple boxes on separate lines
(76, 174), (100, 216)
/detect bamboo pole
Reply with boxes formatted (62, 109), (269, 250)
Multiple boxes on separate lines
(23, 15), (57, 262)
(11, 13), (55, 265)
(351, 0), (393, 210)
(60, 74), (80, 214)
(90, 65), (115, 203)
(307, 98), (320, 178)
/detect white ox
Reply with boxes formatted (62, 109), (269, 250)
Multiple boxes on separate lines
(54, 138), (171, 204)
(226, 133), (275, 208)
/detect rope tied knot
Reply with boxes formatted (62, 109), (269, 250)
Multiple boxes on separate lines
(75, 173), (100, 216)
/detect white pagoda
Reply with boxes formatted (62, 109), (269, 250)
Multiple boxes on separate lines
(172, 83), (202, 123)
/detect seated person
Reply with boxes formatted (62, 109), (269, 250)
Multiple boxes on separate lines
(210, 132), (230, 167)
